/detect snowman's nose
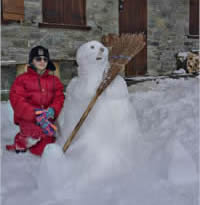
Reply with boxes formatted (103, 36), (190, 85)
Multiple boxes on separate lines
(100, 47), (104, 52)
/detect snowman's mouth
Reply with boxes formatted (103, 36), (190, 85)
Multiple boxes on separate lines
(96, 57), (102, 60)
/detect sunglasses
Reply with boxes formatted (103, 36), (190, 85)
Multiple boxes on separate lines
(34, 56), (48, 62)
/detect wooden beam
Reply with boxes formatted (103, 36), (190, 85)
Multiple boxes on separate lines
(39, 22), (91, 31)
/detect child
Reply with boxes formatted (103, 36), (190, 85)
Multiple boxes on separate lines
(6, 46), (65, 156)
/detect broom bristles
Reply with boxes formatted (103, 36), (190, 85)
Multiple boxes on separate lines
(108, 33), (146, 66)
(98, 33), (146, 92)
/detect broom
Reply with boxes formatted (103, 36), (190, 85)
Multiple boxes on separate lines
(63, 33), (146, 153)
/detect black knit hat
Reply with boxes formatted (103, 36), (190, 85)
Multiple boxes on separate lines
(29, 46), (56, 71)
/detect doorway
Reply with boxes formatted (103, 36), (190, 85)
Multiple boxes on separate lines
(119, 0), (147, 76)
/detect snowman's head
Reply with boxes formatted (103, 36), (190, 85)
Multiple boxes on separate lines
(76, 41), (109, 75)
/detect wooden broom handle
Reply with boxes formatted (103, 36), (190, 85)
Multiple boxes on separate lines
(63, 93), (99, 153)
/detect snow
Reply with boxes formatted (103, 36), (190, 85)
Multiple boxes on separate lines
(1, 40), (199, 204)
(176, 52), (190, 60)
(1, 77), (199, 205)
(37, 144), (68, 199)
(172, 68), (186, 74)
(168, 139), (197, 185)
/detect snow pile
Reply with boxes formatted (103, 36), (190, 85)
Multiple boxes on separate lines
(1, 77), (199, 205)
(130, 78), (199, 167)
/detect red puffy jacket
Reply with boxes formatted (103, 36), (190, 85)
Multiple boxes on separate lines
(10, 67), (64, 125)
(7, 67), (65, 155)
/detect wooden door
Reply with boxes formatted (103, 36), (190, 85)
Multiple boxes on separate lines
(189, 0), (199, 35)
(119, 0), (147, 76)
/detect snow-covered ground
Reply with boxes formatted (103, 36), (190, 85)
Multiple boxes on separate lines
(1, 77), (199, 205)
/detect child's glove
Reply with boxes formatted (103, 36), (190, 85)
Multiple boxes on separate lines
(39, 119), (57, 136)
(35, 108), (57, 136)
(35, 107), (55, 119)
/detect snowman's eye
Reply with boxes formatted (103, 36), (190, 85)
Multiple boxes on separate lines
(90, 45), (95, 49)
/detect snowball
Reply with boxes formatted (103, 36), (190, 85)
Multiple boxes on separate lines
(37, 144), (68, 199)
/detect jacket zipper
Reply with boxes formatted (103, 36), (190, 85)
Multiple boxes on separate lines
(38, 76), (42, 107)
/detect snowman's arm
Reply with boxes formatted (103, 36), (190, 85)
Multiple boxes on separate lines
(105, 75), (129, 98)
(61, 77), (79, 137)
(65, 77), (78, 96)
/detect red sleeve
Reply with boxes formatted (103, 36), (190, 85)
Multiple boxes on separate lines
(9, 76), (36, 122)
(49, 76), (65, 119)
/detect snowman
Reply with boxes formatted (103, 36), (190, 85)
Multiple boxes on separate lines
(58, 40), (142, 180)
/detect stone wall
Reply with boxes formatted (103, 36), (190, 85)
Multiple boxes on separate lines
(147, 0), (199, 75)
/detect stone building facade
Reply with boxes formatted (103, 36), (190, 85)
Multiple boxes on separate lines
(148, 0), (199, 75)
(1, 0), (199, 99)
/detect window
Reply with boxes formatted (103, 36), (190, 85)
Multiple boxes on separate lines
(189, 0), (199, 36)
(39, 0), (91, 30)
(1, 0), (24, 23)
